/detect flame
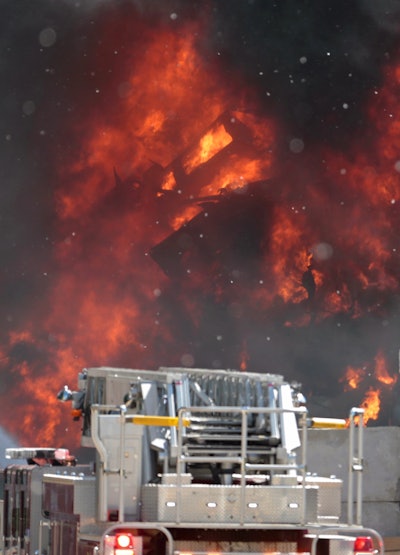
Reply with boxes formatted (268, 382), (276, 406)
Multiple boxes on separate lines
(161, 171), (177, 192)
(270, 212), (309, 304)
(183, 123), (233, 174)
(341, 352), (397, 423)
(3, 9), (400, 448)
(340, 366), (366, 391)
(1, 19), (277, 447)
(375, 351), (397, 386)
(360, 388), (381, 425)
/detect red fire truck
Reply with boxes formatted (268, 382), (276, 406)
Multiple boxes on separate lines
(0, 366), (384, 555)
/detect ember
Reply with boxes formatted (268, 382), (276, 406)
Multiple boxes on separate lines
(2, 1), (400, 448)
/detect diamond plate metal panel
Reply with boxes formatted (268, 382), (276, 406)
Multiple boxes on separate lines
(271, 474), (342, 520)
(305, 476), (342, 519)
(141, 483), (319, 524)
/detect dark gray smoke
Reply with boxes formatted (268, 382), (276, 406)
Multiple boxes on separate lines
(1, 0), (400, 445)
(205, 0), (400, 149)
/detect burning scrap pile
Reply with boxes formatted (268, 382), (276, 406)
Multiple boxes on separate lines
(1, 1), (400, 447)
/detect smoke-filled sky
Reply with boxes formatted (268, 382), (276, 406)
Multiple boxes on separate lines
(2, 0), (400, 449)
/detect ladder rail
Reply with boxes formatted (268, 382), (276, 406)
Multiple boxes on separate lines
(175, 405), (308, 525)
(347, 407), (365, 526)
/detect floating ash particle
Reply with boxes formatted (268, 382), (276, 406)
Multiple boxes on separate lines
(289, 138), (305, 153)
(38, 27), (57, 48)
(312, 242), (334, 261)
(22, 101), (36, 116)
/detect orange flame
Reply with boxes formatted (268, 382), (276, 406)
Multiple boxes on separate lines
(183, 124), (233, 174)
(341, 352), (397, 424)
(360, 388), (381, 425)
(375, 351), (397, 386)
(16, 22), (275, 447)
(4, 11), (400, 449)
(340, 366), (366, 391)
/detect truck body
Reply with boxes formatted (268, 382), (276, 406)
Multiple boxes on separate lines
(0, 366), (384, 555)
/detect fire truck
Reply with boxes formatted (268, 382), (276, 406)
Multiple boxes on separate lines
(0, 366), (384, 555)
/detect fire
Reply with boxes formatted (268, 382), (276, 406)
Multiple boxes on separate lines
(341, 366), (366, 391)
(270, 213), (309, 304)
(375, 351), (397, 386)
(161, 171), (177, 192)
(183, 123), (233, 174)
(341, 353), (397, 423)
(3, 19), (278, 447)
(3, 7), (400, 448)
(360, 388), (381, 425)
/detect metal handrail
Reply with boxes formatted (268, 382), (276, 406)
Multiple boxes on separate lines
(175, 405), (308, 525)
(92, 403), (364, 530)
(348, 407), (365, 525)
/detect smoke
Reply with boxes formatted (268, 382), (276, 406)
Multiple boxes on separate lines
(205, 0), (400, 151)
(1, 0), (400, 448)
(0, 428), (18, 468)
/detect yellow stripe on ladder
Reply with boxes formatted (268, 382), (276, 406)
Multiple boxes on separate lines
(125, 414), (190, 427)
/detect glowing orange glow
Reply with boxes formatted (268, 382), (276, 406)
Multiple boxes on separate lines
(183, 124), (233, 174)
(323, 287), (354, 316)
(270, 213), (311, 304)
(375, 351), (397, 386)
(3, 10), (400, 450)
(360, 388), (381, 425)
(170, 206), (203, 231)
(9, 330), (33, 344)
(199, 156), (272, 197)
(161, 171), (177, 191)
(18, 21), (276, 448)
(340, 366), (366, 391)
(340, 352), (396, 423)
(240, 341), (249, 371)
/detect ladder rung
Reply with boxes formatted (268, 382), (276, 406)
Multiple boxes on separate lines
(180, 455), (242, 464)
(245, 463), (302, 471)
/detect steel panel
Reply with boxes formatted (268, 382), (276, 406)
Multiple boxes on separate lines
(305, 476), (342, 519)
(43, 474), (96, 527)
(271, 474), (342, 520)
(141, 483), (319, 524)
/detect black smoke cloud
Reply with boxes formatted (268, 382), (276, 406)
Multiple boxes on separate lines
(207, 0), (400, 149)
